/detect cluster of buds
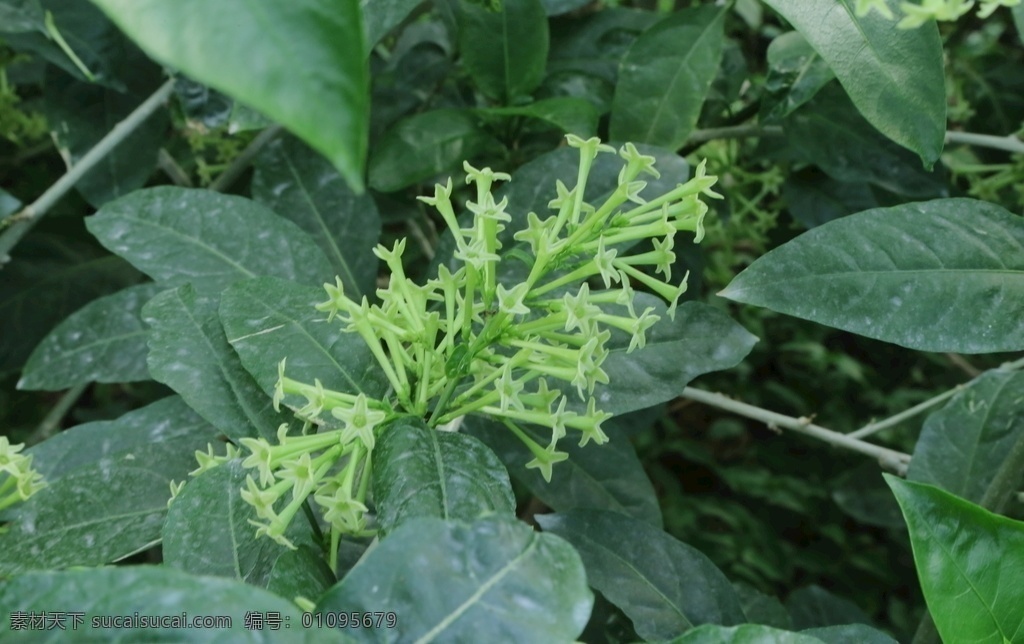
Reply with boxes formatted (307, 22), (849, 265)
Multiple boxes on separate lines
(0, 437), (46, 516)
(217, 135), (719, 552)
(856, 0), (1018, 25)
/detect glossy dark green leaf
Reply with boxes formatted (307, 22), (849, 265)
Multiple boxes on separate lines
(610, 4), (727, 149)
(548, 8), (658, 84)
(720, 198), (1024, 353)
(541, 0), (590, 15)
(457, 0), (549, 102)
(785, 586), (871, 630)
(266, 546), (336, 605)
(478, 97), (600, 137)
(802, 624), (898, 644)
(372, 417), (515, 535)
(0, 566), (305, 643)
(174, 77), (233, 129)
(764, 0), (945, 165)
(536, 509), (745, 639)
(362, 0), (423, 50)
(734, 583), (792, 630)
(219, 277), (389, 425)
(163, 459), (316, 588)
(670, 624), (822, 643)
(782, 170), (878, 229)
(591, 297), (758, 416)
(252, 135), (381, 297)
(830, 464), (905, 529)
(1, 0), (130, 88)
(886, 476), (1024, 644)
(762, 31), (834, 121)
(368, 109), (497, 192)
(0, 0), (44, 33)
(785, 84), (946, 198)
(908, 370), (1024, 510)
(463, 415), (663, 527)
(43, 64), (167, 207)
(90, 0), (369, 189)
(318, 515), (592, 642)
(144, 284), (289, 441)
(0, 397), (219, 574)
(19, 282), (162, 390)
(0, 235), (140, 374)
(86, 186), (333, 295)
(1015, 4), (1024, 43)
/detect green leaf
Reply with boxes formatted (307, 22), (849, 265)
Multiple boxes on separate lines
(802, 624), (898, 644)
(90, 0), (369, 189)
(830, 464), (905, 529)
(86, 186), (333, 295)
(368, 109), (497, 193)
(252, 135), (382, 297)
(0, 566), (305, 642)
(477, 96), (600, 137)
(0, 0), (44, 33)
(1, 0), (131, 88)
(0, 396), (219, 574)
(886, 476), (1024, 644)
(782, 170), (878, 229)
(592, 297), (758, 416)
(457, 0), (549, 102)
(536, 509), (746, 640)
(669, 624), (823, 643)
(785, 586), (871, 630)
(719, 198), (1024, 353)
(908, 370), (1024, 510)
(0, 187), (20, 218)
(163, 459), (317, 588)
(610, 4), (727, 149)
(144, 284), (290, 441)
(541, 0), (590, 15)
(19, 282), (162, 390)
(1014, 4), (1024, 44)
(362, 0), (423, 50)
(372, 417), (515, 535)
(763, 0), (945, 165)
(463, 415), (663, 527)
(0, 235), (140, 374)
(266, 546), (336, 605)
(317, 515), (592, 642)
(762, 31), (835, 121)
(218, 277), (389, 425)
(784, 84), (946, 198)
(734, 583), (792, 630)
(43, 61), (167, 207)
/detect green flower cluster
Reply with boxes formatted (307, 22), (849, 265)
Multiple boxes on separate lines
(856, 0), (1020, 26)
(225, 135), (719, 550)
(0, 437), (46, 514)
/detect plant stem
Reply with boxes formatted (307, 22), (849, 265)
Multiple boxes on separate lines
(846, 385), (964, 440)
(679, 387), (911, 473)
(0, 78), (177, 264)
(157, 149), (194, 187)
(945, 130), (1024, 154)
(208, 124), (283, 192)
(25, 382), (89, 447)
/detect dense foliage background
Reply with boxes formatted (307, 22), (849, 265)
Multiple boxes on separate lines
(1, 0), (1023, 642)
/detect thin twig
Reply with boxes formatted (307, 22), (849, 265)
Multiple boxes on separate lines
(0, 78), (177, 264)
(680, 386), (911, 474)
(945, 130), (1024, 155)
(157, 148), (193, 187)
(847, 385), (964, 440)
(208, 124), (283, 192)
(945, 352), (981, 377)
(25, 383), (89, 447)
